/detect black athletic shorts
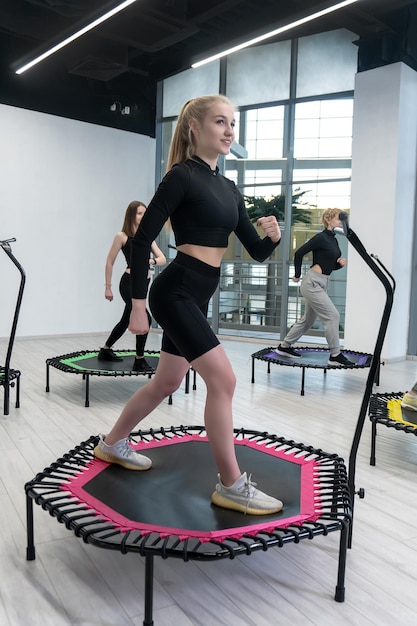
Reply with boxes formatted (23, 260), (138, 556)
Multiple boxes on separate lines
(149, 252), (221, 362)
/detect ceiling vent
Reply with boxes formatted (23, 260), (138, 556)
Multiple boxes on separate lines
(68, 43), (128, 81)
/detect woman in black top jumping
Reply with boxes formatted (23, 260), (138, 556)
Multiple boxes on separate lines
(94, 94), (283, 515)
(275, 207), (354, 366)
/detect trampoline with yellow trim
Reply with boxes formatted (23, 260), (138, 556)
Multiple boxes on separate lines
(369, 392), (417, 466)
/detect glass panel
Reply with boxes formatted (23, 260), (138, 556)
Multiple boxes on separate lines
(162, 62), (220, 117)
(319, 138), (352, 158)
(238, 170), (283, 198)
(295, 101), (321, 118)
(160, 119), (176, 175)
(296, 29), (357, 98)
(226, 111), (241, 160)
(225, 168), (238, 185)
(226, 41), (291, 106)
(244, 105), (285, 159)
(292, 176), (351, 210)
(294, 99), (353, 158)
(320, 99), (354, 117)
(294, 167), (352, 181)
(217, 260), (283, 331)
(320, 118), (351, 137)
(233, 113), (241, 145)
(294, 119), (320, 138)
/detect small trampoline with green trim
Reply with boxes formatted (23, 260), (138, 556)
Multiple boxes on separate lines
(45, 349), (195, 407)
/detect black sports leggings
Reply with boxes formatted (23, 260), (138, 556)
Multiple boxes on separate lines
(149, 252), (220, 362)
(105, 272), (151, 356)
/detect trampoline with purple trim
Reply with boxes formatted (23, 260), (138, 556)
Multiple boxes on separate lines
(251, 346), (374, 395)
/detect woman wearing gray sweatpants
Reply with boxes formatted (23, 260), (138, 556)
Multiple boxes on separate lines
(276, 208), (354, 367)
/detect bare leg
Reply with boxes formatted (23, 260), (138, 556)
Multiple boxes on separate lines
(191, 344), (241, 487)
(106, 344), (240, 485)
(100, 344), (282, 514)
(105, 351), (190, 445)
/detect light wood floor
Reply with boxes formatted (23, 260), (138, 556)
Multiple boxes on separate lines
(1, 331), (417, 626)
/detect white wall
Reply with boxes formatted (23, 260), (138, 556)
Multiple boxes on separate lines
(0, 104), (156, 339)
(345, 63), (417, 360)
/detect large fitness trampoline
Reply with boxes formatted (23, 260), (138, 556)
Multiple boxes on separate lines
(25, 215), (395, 625)
(46, 349), (196, 407)
(368, 391), (417, 466)
(251, 346), (374, 395)
(25, 425), (351, 624)
(1, 238), (25, 416)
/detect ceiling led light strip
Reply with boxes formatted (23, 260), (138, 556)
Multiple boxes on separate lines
(192, 0), (360, 68)
(15, 0), (137, 75)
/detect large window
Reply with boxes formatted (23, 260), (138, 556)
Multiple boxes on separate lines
(294, 100), (353, 159)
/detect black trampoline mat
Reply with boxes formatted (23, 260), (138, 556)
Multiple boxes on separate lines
(402, 407), (417, 426)
(65, 436), (320, 540)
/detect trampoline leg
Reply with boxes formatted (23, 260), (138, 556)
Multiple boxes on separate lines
(143, 554), (154, 626)
(168, 394), (173, 405)
(46, 362), (50, 392)
(370, 420), (377, 466)
(26, 493), (36, 561)
(185, 369), (190, 394)
(192, 368), (197, 391)
(3, 382), (10, 416)
(334, 520), (349, 602)
(15, 374), (21, 408)
(84, 374), (90, 408)
(374, 361), (380, 387)
(251, 357), (255, 383)
(300, 367), (305, 396)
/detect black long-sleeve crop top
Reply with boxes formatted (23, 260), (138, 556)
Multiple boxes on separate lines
(293, 228), (342, 278)
(130, 156), (280, 298)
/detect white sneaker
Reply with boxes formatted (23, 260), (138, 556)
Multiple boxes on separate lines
(211, 472), (283, 515)
(401, 392), (417, 411)
(94, 434), (152, 470)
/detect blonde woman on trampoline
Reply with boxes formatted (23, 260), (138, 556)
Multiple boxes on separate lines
(95, 95), (283, 515)
(275, 208), (354, 367)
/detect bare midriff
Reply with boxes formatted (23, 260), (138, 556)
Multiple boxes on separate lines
(311, 264), (323, 273)
(177, 243), (226, 268)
